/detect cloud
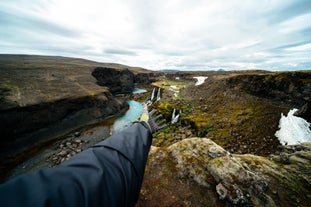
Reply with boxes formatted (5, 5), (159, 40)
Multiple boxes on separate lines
(268, 0), (311, 24)
(0, 10), (78, 37)
(0, 0), (310, 71)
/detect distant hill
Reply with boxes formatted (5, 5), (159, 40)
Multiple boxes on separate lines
(217, 68), (226, 72)
(160, 68), (227, 73)
(160, 69), (180, 73)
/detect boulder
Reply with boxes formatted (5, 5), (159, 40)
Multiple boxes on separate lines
(137, 138), (311, 207)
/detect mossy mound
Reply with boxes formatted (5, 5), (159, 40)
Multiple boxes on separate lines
(138, 138), (311, 207)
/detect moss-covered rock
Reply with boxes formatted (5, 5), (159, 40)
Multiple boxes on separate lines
(138, 138), (311, 207)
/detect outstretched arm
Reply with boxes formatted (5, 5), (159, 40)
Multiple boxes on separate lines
(0, 122), (152, 207)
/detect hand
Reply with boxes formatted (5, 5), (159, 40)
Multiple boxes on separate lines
(140, 103), (167, 133)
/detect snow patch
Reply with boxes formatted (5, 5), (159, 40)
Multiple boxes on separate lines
(194, 76), (208, 86)
(275, 108), (311, 145)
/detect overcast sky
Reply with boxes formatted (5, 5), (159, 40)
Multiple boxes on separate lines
(0, 0), (310, 70)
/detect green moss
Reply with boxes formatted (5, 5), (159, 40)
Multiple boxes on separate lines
(155, 101), (175, 119)
(212, 158), (224, 167)
(0, 82), (13, 90)
(196, 125), (214, 137)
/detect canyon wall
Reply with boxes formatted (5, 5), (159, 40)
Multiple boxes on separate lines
(226, 72), (311, 106)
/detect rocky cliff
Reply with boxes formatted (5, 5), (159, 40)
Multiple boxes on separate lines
(91, 66), (159, 94)
(226, 71), (311, 107)
(137, 138), (311, 207)
(294, 102), (311, 123)
(92, 67), (135, 94)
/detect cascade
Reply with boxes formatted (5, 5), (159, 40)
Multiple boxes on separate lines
(171, 108), (181, 124)
(151, 88), (156, 101)
(171, 108), (176, 122)
(156, 88), (161, 101)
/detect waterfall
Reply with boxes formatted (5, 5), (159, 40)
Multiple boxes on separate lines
(156, 88), (161, 101)
(171, 108), (181, 124)
(146, 87), (161, 106)
(151, 88), (156, 101)
(171, 108), (176, 122)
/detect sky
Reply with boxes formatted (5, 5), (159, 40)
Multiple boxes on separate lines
(0, 0), (311, 71)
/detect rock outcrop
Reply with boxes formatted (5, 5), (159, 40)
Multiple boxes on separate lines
(134, 71), (161, 84)
(137, 138), (311, 207)
(226, 72), (311, 106)
(294, 101), (311, 123)
(91, 67), (159, 94)
(92, 67), (135, 94)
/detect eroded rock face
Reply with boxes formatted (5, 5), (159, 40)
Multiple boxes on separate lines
(134, 73), (152, 83)
(92, 67), (135, 94)
(138, 138), (311, 207)
(294, 102), (311, 123)
(226, 72), (311, 106)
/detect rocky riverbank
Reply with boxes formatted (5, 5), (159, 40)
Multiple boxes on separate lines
(8, 122), (112, 179)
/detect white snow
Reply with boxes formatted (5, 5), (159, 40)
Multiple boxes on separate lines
(275, 108), (311, 145)
(193, 76), (208, 86)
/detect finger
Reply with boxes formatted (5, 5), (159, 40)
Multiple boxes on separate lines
(149, 109), (157, 116)
(154, 114), (163, 121)
(157, 119), (166, 125)
(157, 124), (167, 130)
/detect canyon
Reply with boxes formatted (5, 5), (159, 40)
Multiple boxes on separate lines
(0, 55), (310, 206)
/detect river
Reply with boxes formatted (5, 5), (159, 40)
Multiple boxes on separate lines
(112, 100), (143, 134)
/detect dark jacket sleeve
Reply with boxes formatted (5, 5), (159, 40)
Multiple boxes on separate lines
(0, 122), (152, 207)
